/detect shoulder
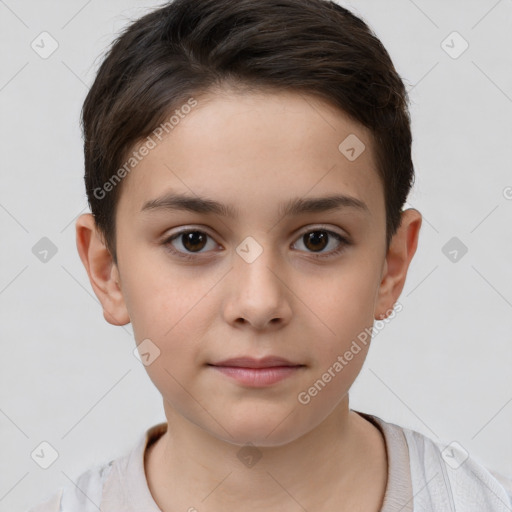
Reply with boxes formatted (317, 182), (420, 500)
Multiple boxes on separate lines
(27, 460), (114, 512)
(26, 423), (166, 512)
(400, 420), (512, 511)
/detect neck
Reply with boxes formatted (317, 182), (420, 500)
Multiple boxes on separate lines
(145, 397), (388, 512)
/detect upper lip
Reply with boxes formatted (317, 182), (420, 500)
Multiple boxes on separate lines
(209, 356), (303, 368)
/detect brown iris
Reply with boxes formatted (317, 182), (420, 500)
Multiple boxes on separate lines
(303, 231), (328, 252)
(181, 231), (208, 252)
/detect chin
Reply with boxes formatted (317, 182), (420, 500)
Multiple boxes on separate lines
(208, 412), (311, 448)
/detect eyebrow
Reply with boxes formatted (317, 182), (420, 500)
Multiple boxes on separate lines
(140, 192), (370, 219)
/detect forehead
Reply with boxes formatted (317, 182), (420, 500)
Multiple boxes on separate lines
(117, 90), (384, 225)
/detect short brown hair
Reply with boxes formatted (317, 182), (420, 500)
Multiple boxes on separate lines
(81, 0), (414, 265)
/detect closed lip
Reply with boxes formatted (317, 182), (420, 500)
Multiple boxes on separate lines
(208, 356), (304, 368)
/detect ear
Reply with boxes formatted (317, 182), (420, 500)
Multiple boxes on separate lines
(75, 213), (130, 326)
(374, 208), (422, 319)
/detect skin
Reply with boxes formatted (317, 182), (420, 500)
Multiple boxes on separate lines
(76, 88), (422, 512)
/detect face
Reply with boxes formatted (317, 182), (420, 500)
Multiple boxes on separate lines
(97, 90), (395, 446)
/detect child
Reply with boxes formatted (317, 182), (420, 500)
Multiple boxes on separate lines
(29, 0), (512, 510)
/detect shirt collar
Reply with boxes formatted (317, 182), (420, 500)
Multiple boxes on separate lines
(356, 411), (414, 512)
(100, 412), (413, 512)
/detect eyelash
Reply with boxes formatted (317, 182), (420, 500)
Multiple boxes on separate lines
(162, 227), (351, 261)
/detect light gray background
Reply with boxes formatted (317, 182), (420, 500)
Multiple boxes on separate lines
(1, 0), (511, 510)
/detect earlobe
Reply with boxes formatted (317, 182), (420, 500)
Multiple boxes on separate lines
(75, 213), (130, 326)
(374, 208), (422, 320)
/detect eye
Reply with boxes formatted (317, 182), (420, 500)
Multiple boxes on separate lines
(162, 226), (351, 261)
(163, 229), (218, 260)
(292, 228), (350, 259)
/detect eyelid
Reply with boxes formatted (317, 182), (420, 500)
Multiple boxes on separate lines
(294, 223), (348, 239)
(162, 224), (219, 243)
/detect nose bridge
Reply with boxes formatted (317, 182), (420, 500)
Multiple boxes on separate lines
(227, 234), (291, 327)
(235, 234), (282, 296)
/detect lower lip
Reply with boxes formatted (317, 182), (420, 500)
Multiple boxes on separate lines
(210, 365), (303, 387)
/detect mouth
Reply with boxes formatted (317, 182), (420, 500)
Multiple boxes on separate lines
(209, 356), (303, 368)
(207, 356), (306, 387)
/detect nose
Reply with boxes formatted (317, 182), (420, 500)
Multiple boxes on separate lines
(222, 243), (292, 331)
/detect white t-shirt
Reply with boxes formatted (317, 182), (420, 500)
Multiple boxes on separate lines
(28, 410), (512, 512)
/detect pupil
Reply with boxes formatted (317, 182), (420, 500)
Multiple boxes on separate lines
(183, 232), (206, 252)
(305, 231), (327, 252)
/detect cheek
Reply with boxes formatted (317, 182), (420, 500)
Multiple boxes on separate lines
(298, 263), (380, 343)
(295, 340), (370, 420)
(127, 276), (212, 404)
(123, 266), (224, 392)
(293, 263), (380, 398)
(121, 250), (212, 339)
